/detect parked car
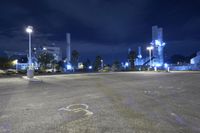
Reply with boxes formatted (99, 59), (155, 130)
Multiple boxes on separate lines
(6, 69), (17, 74)
(45, 68), (56, 73)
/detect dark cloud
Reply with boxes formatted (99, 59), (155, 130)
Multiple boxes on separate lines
(0, 0), (200, 63)
(44, 0), (150, 42)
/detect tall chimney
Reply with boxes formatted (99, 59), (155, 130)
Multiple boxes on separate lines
(138, 46), (142, 59)
(66, 33), (71, 62)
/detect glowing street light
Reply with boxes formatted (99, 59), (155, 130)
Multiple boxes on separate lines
(12, 59), (18, 72)
(147, 46), (154, 68)
(26, 26), (33, 33)
(26, 26), (34, 78)
(43, 47), (47, 50)
(12, 59), (18, 65)
(88, 66), (92, 70)
(146, 46), (154, 51)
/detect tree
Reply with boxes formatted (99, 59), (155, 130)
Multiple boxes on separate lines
(51, 60), (58, 72)
(128, 50), (136, 70)
(56, 61), (64, 71)
(71, 50), (79, 68)
(112, 60), (121, 71)
(93, 56), (102, 71)
(170, 54), (186, 64)
(83, 59), (91, 70)
(37, 52), (54, 70)
(0, 57), (12, 69)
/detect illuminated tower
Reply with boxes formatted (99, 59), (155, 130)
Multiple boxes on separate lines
(66, 33), (71, 62)
(137, 46), (142, 59)
(151, 26), (166, 67)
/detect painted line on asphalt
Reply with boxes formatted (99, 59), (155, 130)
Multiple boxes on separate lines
(58, 104), (93, 116)
(22, 76), (42, 82)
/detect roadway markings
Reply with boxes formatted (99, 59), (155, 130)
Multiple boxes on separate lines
(170, 112), (186, 125)
(58, 104), (93, 116)
(22, 76), (42, 82)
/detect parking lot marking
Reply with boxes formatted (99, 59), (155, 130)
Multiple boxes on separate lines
(58, 104), (93, 116)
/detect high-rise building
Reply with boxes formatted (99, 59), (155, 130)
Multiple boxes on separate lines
(151, 26), (166, 67)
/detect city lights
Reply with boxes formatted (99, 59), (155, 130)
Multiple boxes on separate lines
(0, 1), (200, 133)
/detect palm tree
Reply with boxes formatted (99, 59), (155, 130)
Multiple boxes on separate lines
(112, 60), (121, 71)
(71, 50), (79, 68)
(128, 50), (136, 70)
(93, 56), (102, 71)
(83, 59), (91, 70)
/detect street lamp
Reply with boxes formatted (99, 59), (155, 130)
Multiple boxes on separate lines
(26, 26), (34, 78)
(101, 60), (103, 70)
(43, 47), (47, 50)
(12, 59), (18, 72)
(147, 46), (154, 68)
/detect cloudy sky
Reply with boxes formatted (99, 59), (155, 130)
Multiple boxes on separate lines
(0, 0), (200, 62)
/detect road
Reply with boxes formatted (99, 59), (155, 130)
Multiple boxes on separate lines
(0, 72), (200, 133)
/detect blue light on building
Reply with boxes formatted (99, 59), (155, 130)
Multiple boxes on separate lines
(154, 63), (162, 67)
(133, 26), (167, 69)
(66, 64), (72, 70)
(164, 63), (168, 68)
(151, 26), (166, 67)
(125, 62), (129, 67)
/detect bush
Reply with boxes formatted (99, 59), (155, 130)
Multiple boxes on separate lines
(0, 69), (6, 75)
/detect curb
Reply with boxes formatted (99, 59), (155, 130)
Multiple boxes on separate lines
(22, 76), (43, 82)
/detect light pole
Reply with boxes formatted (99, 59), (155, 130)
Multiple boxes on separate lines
(26, 26), (34, 78)
(147, 46), (154, 68)
(12, 59), (18, 72)
(101, 59), (103, 70)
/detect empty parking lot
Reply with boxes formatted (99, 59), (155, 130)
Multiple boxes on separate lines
(0, 72), (200, 133)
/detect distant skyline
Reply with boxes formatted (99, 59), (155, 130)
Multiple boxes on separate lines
(0, 0), (200, 63)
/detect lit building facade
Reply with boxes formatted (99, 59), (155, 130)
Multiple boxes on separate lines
(151, 26), (166, 67)
(135, 46), (144, 66)
(5, 51), (39, 70)
(191, 51), (200, 65)
(42, 45), (62, 61)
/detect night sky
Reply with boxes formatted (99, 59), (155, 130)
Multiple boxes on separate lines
(0, 0), (200, 63)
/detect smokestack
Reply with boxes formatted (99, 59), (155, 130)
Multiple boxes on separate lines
(128, 48), (131, 54)
(66, 33), (71, 62)
(137, 46), (142, 59)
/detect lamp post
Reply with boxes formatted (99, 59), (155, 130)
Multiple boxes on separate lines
(147, 46), (154, 68)
(12, 59), (18, 72)
(101, 59), (103, 70)
(26, 26), (34, 78)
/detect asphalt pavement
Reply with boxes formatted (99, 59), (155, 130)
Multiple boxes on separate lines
(0, 72), (200, 133)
